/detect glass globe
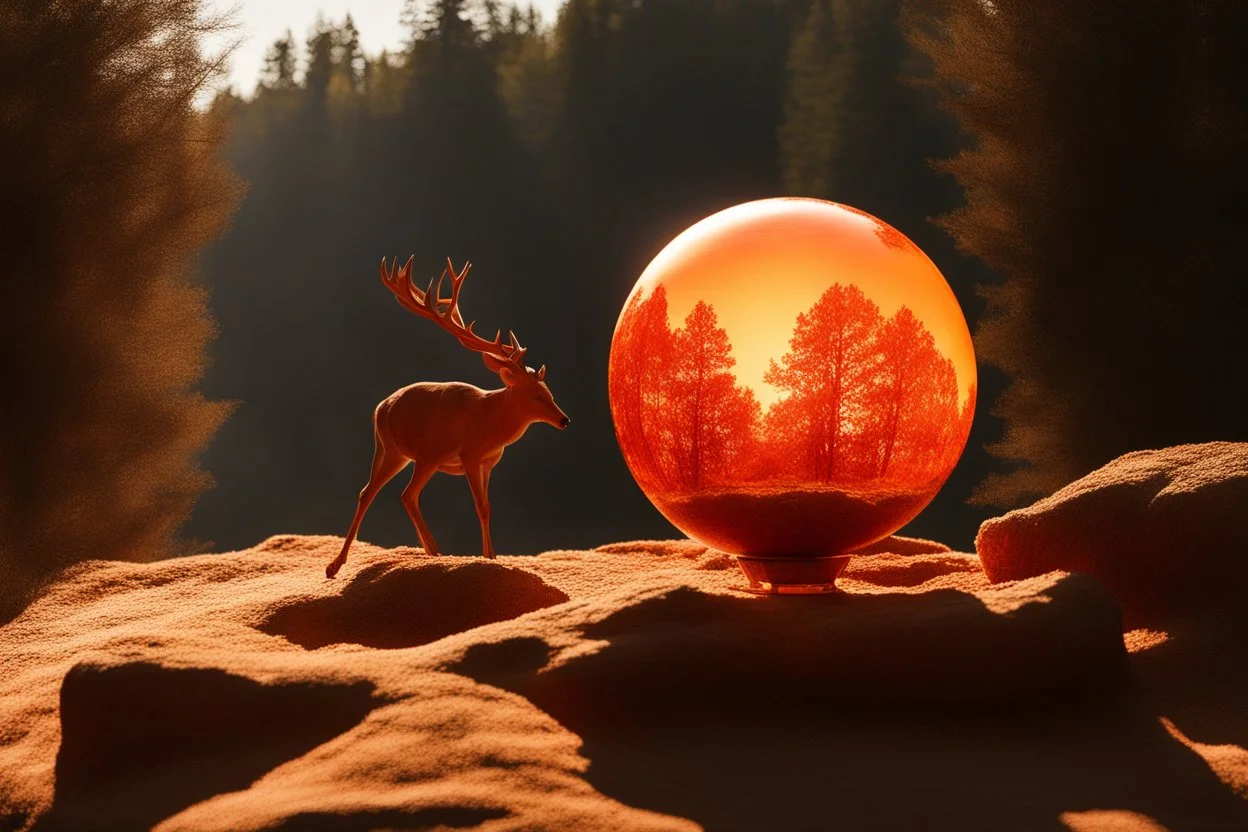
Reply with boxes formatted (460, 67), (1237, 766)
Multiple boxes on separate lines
(608, 198), (976, 593)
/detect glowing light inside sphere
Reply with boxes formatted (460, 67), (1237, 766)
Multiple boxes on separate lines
(608, 198), (976, 591)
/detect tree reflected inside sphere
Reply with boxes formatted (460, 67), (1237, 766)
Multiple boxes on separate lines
(609, 198), (976, 592)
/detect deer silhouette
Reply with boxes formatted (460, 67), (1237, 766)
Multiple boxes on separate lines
(326, 256), (569, 579)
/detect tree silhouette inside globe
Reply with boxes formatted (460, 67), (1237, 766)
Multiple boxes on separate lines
(609, 198), (976, 593)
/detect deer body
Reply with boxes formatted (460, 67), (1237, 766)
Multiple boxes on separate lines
(325, 258), (568, 579)
(382, 382), (537, 466)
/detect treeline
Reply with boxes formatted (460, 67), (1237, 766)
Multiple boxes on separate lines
(611, 286), (972, 495)
(6, 0), (1235, 615)
(188, 0), (985, 554)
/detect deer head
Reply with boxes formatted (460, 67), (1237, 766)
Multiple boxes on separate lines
(381, 256), (569, 430)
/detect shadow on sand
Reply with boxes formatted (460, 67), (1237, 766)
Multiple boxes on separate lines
(1129, 610), (1248, 774)
(258, 559), (568, 650)
(35, 663), (376, 832)
(454, 585), (1248, 831)
(275, 806), (509, 831)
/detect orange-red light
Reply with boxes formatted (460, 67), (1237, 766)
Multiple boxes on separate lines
(608, 198), (976, 592)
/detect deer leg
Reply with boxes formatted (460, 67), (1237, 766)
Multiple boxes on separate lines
(465, 460), (494, 559)
(483, 460), (498, 557)
(327, 439), (408, 579)
(400, 464), (442, 556)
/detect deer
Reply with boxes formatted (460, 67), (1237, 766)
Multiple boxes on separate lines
(325, 256), (569, 579)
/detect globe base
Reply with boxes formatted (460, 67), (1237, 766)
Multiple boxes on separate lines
(734, 554), (852, 595)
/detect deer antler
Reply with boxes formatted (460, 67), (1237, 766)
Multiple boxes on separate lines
(381, 255), (527, 368)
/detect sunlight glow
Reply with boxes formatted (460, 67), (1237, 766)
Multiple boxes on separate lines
(609, 199), (977, 561)
(629, 198), (976, 411)
(203, 0), (564, 98)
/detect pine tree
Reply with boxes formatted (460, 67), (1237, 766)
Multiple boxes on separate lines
(610, 286), (678, 491)
(0, 0), (241, 620)
(304, 15), (336, 106)
(779, 0), (961, 223)
(905, 0), (1248, 504)
(259, 31), (298, 92)
(873, 306), (929, 477)
(328, 14), (365, 110)
(765, 284), (886, 481)
(667, 302), (757, 490)
(778, 0), (846, 196)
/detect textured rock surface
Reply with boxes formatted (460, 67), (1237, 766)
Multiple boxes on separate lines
(976, 442), (1248, 623)
(975, 442), (1248, 832)
(0, 532), (1244, 831)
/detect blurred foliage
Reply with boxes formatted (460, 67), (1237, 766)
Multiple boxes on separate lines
(0, 0), (242, 621)
(904, 0), (1248, 506)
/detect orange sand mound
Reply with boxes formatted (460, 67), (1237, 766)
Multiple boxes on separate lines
(977, 442), (1248, 624)
(975, 442), (1248, 830)
(1, 532), (1245, 831)
(658, 483), (935, 556)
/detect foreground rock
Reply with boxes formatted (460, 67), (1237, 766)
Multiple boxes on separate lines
(976, 441), (1248, 819)
(1, 534), (1244, 831)
(976, 442), (1248, 624)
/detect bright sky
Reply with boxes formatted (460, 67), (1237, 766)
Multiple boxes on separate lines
(204, 0), (564, 98)
(627, 198), (978, 411)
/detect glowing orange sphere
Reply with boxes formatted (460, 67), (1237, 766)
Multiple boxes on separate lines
(609, 198), (976, 585)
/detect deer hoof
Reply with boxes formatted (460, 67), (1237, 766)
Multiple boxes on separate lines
(325, 562), (341, 579)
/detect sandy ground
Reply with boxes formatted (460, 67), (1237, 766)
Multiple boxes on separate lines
(658, 482), (935, 556)
(1, 442), (1245, 831)
(0, 524), (1244, 831)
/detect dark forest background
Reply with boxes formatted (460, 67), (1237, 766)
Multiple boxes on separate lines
(186, 0), (997, 558)
(3, 0), (1245, 619)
